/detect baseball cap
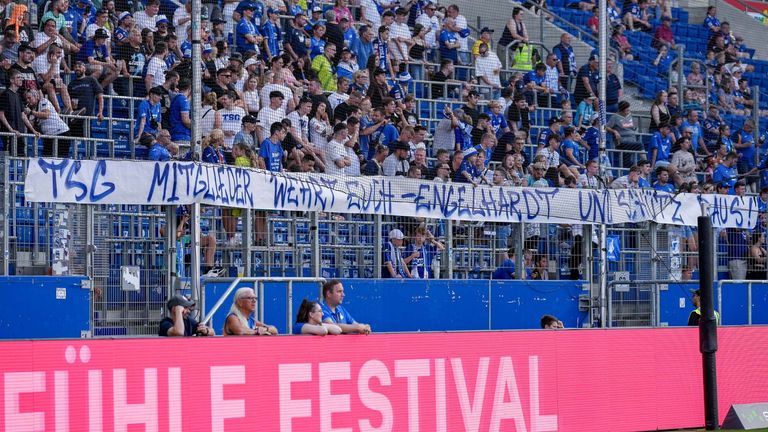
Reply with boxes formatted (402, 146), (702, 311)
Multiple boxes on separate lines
(398, 71), (412, 82)
(389, 229), (405, 240)
(118, 11), (132, 22)
(458, 28), (471, 38)
(548, 116), (562, 125)
(480, 26), (494, 34)
(312, 6), (323, 12)
(589, 54), (599, 62)
(229, 52), (244, 63)
(690, 289), (701, 296)
(590, 113), (600, 123)
(242, 114), (259, 124)
(94, 28), (109, 39)
(18, 43), (34, 53)
(463, 147), (478, 158)
(167, 294), (195, 310)
(156, 14), (170, 25)
(244, 57), (260, 67)
(393, 141), (409, 152)
(267, 7), (279, 15)
(241, 2), (255, 10)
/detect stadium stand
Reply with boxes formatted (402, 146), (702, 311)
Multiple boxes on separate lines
(0, 0), (765, 335)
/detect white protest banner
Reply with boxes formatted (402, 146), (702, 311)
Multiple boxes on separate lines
(23, 158), (760, 228)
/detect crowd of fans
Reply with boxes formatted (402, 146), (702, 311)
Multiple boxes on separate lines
(0, 0), (765, 279)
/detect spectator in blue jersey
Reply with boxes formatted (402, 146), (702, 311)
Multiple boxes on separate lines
(574, 95), (596, 127)
(308, 23), (327, 60)
(537, 116), (562, 150)
(552, 33), (577, 89)
(745, 155), (768, 191)
(293, 299), (342, 335)
(492, 248), (529, 279)
(623, 0), (651, 32)
(389, 71), (411, 103)
(369, 107), (400, 150)
(258, 121), (287, 172)
(169, 78), (192, 141)
(523, 63), (551, 107)
(681, 110), (707, 156)
(144, 132), (177, 161)
(236, 4), (263, 55)
(439, 17), (460, 63)
(81, 28), (118, 89)
(582, 114), (600, 161)
(372, 25), (394, 77)
(113, 11), (133, 46)
(62, 0), (85, 46)
(341, 17), (357, 48)
(134, 86), (164, 143)
(201, 129), (226, 164)
(384, 228), (411, 278)
(261, 8), (282, 60)
(306, 6), (327, 31)
(561, 126), (586, 176)
(653, 166), (676, 193)
(454, 147), (482, 185)
(486, 101), (510, 138)
(702, 105), (722, 153)
(712, 151), (739, 193)
(320, 280), (372, 334)
(351, 25), (374, 70)
(703, 6), (721, 38)
(284, 13), (310, 62)
(734, 119), (757, 176)
(404, 226), (446, 279)
(649, 122), (673, 169)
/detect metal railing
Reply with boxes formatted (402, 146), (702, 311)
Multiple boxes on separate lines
(200, 277), (327, 334)
(717, 279), (768, 325)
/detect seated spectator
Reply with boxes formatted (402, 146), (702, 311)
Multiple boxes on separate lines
(320, 280), (372, 334)
(611, 24), (634, 61)
(33, 44), (77, 115)
(587, 7), (600, 34)
(652, 16), (675, 50)
(649, 122), (673, 169)
(712, 151), (739, 191)
(652, 45), (675, 76)
(222, 288), (278, 335)
(623, 0), (651, 32)
(158, 295), (215, 337)
(611, 165), (642, 188)
(540, 314), (564, 329)
(293, 299), (342, 335)
(560, 126), (587, 176)
(653, 166), (676, 192)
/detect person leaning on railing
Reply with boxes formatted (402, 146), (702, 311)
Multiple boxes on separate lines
(222, 288), (278, 336)
(159, 295), (216, 337)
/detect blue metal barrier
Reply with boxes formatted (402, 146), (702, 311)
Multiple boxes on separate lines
(0, 276), (90, 339)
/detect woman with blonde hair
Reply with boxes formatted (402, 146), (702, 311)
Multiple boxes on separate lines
(222, 287), (278, 335)
(200, 92), (222, 138)
(202, 129), (226, 164)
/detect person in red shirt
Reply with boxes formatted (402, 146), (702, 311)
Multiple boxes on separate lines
(653, 16), (676, 50)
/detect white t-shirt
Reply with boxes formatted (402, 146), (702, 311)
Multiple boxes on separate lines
(257, 105), (287, 135)
(32, 52), (60, 77)
(243, 90), (260, 113)
(360, 0), (382, 29)
(455, 14), (469, 51)
(259, 83), (293, 111)
(32, 32), (60, 66)
(325, 139), (347, 176)
(146, 56), (168, 88)
(327, 92), (349, 111)
(287, 111), (309, 142)
(389, 21), (411, 61)
(476, 52), (502, 87)
(309, 118), (331, 149)
(219, 106), (246, 148)
(173, 8), (191, 43)
(537, 147), (560, 170)
(134, 11), (157, 32)
(345, 145), (360, 176)
(37, 97), (69, 135)
(200, 106), (218, 138)
(382, 154), (409, 176)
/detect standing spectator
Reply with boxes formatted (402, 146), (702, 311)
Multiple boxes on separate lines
(363, 144), (390, 175)
(262, 8), (283, 59)
(389, 7), (411, 63)
(649, 90), (670, 133)
(382, 140), (410, 176)
(702, 105), (722, 154)
(218, 91), (246, 157)
(134, 86), (163, 142)
(360, 0), (383, 30)
(703, 6), (721, 38)
(372, 25), (395, 77)
(605, 59), (622, 113)
(135, 0), (160, 32)
(67, 60), (104, 148)
(681, 109), (707, 155)
(25, 88), (69, 157)
(236, 4), (263, 55)
(476, 42), (502, 99)
(311, 43), (338, 91)
(552, 33), (576, 89)
(383, 228), (411, 278)
(573, 54), (599, 106)
(169, 78), (191, 142)
(144, 41), (168, 91)
(258, 121), (287, 172)
(12, 43), (40, 93)
(671, 137), (697, 185)
(325, 122), (353, 176)
(499, 7), (528, 51)
(320, 280), (372, 334)
(734, 119), (757, 176)
(404, 226), (445, 279)
(284, 13), (310, 62)
(438, 17), (461, 64)
(256, 91), (286, 143)
(351, 25), (374, 70)
(416, 3), (440, 55)
(309, 102), (333, 152)
(0, 69), (36, 155)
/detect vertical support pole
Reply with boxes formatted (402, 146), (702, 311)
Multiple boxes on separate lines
(752, 86), (760, 172)
(310, 212), (321, 277)
(697, 214), (718, 430)
(374, 214), (382, 278)
(244, 210), (253, 277)
(649, 222), (659, 326)
(676, 45), (685, 99)
(3, 158), (10, 275)
(445, 219), (454, 279)
(747, 282), (752, 325)
(515, 223), (524, 280)
(599, 225), (608, 327)
(189, 0), (203, 306)
(257, 281), (264, 325)
(286, 280), (294, 336)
